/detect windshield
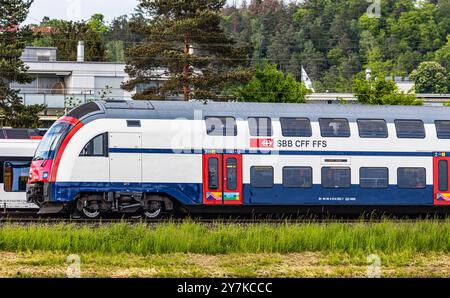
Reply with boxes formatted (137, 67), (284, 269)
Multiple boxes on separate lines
(33, 122), (73, 161)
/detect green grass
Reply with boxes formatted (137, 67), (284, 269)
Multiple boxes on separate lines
(0, 219), (449, 255)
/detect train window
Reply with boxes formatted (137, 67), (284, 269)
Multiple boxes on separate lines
(360, 167), (389, 189)
(438, 160), (448, 191)
(435, 121), (450, 139)
(321, 167), (351, 188)
(280, 118), (312, 137)
(127, 120), (141, 127)
(248, 117), (273, 137)
(250, 166), (274, 188)
(80, 133), (108, 157)
(357, 119), (388, 138)
(226, 158), (237, 190)
(3, 161), (30, 192)
(205, 117), (237, 136)
(283, 167), (312, 188)
(397, 168), (426, 189)
(319, 118), (350, 138)
(208, 158), (219, 189)
(0, 130), (5, 139)
(395, 120), (425, 139)
(4, 129), (30, 139)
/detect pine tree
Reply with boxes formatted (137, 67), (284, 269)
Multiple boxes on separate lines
(0, 0), (45, 128)
(123, 0), (252, 101)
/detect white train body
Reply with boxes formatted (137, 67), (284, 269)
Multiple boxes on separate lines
(27, 101), (450, 216)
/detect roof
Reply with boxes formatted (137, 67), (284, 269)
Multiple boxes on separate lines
(80, 100), (450, 124)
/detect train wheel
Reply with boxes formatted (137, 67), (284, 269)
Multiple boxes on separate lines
(143, 201), (162, 219)
(81, 207), (101, 219)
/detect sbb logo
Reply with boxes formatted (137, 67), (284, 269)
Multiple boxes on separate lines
(250, 138), (274, 148)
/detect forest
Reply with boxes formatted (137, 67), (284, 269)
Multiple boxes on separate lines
(28, 0), (450, 93)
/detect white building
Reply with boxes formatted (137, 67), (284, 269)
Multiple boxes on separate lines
(11, 43), (134, 123)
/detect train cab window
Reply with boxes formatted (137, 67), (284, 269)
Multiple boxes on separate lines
(208, 158), (219, 189)
(205, 117), (237, 136)
(280, 118), (312, 137)
(357, 119), (388, 138)
(250, 166), (274, 188)
(283, 167), (312, 188)
(395, 120), (425, 139)
(319, 118), (350, 138)
(438, 160), (448, 191)
(360, 167), (389, 188)
(248, 117), (273, 137)
(321, 167), (351, 188)
(435, 121), (450, 139)
(3, 161), (30, 192)
(80, 133), (108, 157)
(397, 168), (426, 189)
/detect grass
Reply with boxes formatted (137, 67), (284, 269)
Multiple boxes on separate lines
(1, 251), (450, 278)
(0, 219), (449, 255)
(1, 219), (449, 277)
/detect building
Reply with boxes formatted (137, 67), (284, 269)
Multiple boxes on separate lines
(11, 42), (134, 125)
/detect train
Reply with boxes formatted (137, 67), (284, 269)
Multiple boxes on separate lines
(26, 100), (450, 219)
(0, 128), (45, 210)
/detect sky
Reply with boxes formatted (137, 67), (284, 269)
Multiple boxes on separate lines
(25, 0), (140, 24)
(24, 0), (253, 25)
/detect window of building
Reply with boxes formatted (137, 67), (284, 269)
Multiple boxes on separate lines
(321, 167), (351, 188)
(80, 133), (108, 157)
(248, 117), (273, 137)
(395, 120), (425, 139)
(360, 167), (389, 189)
(250, 166), (274, 188)
(397, 168), (426, 189)
(438, 160), (448, 191)
(319, 118), (350, 138)
(435, 121), (450, 139)
(357, 119), (388, 138)
(205, 117), (237, 136)
(283, 167), (312, 188)
(3, 161), (30, 192)
(208, 158), (219, 189)
(280, 117), (312, 137)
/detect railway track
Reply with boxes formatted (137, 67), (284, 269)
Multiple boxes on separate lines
(0, 213), (448, 225)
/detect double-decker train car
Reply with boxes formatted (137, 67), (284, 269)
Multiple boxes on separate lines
(27, 100), (450, 218)
(0, 128), (44, 210)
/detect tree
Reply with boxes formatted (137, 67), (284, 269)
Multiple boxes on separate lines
(435, 35), (450, 71)
(353, 74), (421, 105)
(410, 61), (449, 94)
(232, 61), (310, 103)
(123, 0), (252, 100)
(32, 18), (106, 61)
(0, 0), (45, 128)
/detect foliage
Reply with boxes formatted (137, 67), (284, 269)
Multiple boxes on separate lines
(32, 18), (106, 61)
(221, 0), (450, 93)
(410, 61), (449, 94)
(0, 0), (45, 128)
(0, 220), (449, 255)
(122, 0), (252, 100)
(353, 74), (422, 105)
(232, 61), (310, 103)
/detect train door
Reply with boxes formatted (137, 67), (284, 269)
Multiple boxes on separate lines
(433, 153), (450, 205)
(109, 132), (142, 183)
(203, 154), (243, 205)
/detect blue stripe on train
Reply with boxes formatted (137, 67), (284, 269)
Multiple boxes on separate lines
(108, 148), (433, 157)
(51, 182), (434, 206)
